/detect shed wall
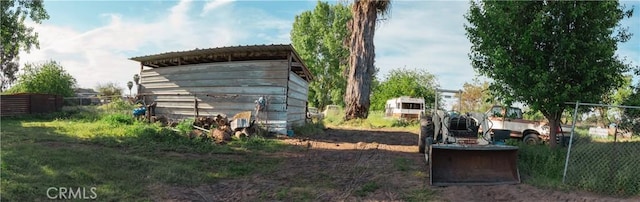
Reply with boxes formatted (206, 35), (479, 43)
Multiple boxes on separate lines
(139, 60), (290, 133)
(287, 72), (309, 128)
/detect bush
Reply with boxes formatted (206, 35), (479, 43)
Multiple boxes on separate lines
(175, 118), (194, 135)
(293, 122), (325, 136)
(101, 114), (134, 126)
(99, 97), (135, 113)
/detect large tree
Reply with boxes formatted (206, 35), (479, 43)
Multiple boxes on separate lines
(95, 82), (123, 99)
(451, 78), (493, 113)
(465, 1), (634, 147)
(370, 68), (438, 111)
(6, 60), (76, 97)
(291, 1), (351, 110)
(344, 0), (390, 120)
(1, 0), (49, 91)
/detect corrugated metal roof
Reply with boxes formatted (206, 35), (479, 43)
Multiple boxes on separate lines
(129, 44), (314, 81)
(129, 44), (293, 62)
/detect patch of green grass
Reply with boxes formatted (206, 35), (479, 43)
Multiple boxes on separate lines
(403, 188), (436, 202)
(394, 157), (411, 171)
(175, 118), (194, 135)
(355, 181), (380, 197)
(0, 112), (291, 201)
(510, 139), (640, 197)
(274, 187), (315, 201)
(322, 110), (419, 130)
(100, 113), (134, 126)
(293, 121), (325, 136)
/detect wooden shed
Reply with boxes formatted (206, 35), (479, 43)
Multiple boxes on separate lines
(129, 44), (313, 134)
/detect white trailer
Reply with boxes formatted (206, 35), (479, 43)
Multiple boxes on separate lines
(385, 96), (425, 120)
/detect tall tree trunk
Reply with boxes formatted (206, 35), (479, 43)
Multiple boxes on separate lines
(344, 1), (378, 120)
(542, 110), (563, 148)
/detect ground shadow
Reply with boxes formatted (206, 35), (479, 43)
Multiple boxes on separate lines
(299, 127), (420, 146)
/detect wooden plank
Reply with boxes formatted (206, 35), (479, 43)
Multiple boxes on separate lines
(154, 95), (287, 104)
(156, 108), (288, 120)
(0, 95), (30, 116)
(287, 81), (307, 95)
(141, 70), (290, 82)
(289, 119), (306, 127)
(288, 81), (309, 91)
(142, 86), (287, 96)
(141, 78), (288, 87)
(287, 87), (307, 98)
(142, 60), (288, 76)
(288, 91), (308, 101)
(289, 72), (308, 88)
(142, 80), (288, 89)
(287, 99), (307, 108)
(287, 107), (306, 114)
(155, 101), (287, 112)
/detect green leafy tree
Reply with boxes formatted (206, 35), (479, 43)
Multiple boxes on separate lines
(451, 78), (493, 113)
(1, 0), (49, 91)
(621, 83), (640, 135)
(95, 82), (123, 99)
(344, 0), (391, 120)
(6, 60), (76, 96)
(370, 68), (438, 111)
(291, 1), (351, 110)
(465, 1), (634, 148)
(594, 75), (634, 126)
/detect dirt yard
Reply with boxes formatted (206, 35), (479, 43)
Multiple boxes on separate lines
(152, 127), (639, 202)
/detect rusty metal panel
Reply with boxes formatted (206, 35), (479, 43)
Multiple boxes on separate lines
(429, 144), (520, 186)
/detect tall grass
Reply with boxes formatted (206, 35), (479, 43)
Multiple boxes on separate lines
(323, 110), (419, 130)
(0, 104), (292, 201)
(511, 138), (640, 197)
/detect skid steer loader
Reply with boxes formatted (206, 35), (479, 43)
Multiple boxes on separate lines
(418, 89), (520, 186)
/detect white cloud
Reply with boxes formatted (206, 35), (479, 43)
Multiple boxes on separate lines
(17, 0), (638, 95)
(201, 0), (235, 16)
(18, 0), (291, 92)
(374, 1), (475, 90)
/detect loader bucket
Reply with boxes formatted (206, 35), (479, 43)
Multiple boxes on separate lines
(429, 144), (520, 186)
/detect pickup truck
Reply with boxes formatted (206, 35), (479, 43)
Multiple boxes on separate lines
(486, 105), (572, 146)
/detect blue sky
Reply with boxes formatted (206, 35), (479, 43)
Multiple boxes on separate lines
(19, 0), (640, 95)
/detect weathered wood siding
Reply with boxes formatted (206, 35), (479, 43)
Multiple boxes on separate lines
(287, 72), (309, 128)
(139, 60), (290, 133)
(0, 94), (63, 116)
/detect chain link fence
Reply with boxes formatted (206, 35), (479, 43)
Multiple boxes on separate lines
(563, 102), (640, 196)
(63, 96), (136, 106)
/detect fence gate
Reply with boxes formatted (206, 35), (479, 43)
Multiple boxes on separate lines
(562, 101), (640, 196)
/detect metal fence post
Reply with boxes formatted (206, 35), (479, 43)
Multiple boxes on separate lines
(563, 101), (580, 184)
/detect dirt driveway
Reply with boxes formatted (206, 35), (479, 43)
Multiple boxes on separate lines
(154, 128), (638, 202)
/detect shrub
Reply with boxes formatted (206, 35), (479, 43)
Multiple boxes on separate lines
(101, 114), (134, 126)
(176, 118), (194, 135)
(99, 97), (135, 113)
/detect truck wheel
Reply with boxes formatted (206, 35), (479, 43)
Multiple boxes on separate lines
(419, 112), (434, 153)
(523, 134), (540, 145)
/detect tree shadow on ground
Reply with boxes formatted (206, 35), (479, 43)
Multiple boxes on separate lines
(299, 127), (420, 146)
